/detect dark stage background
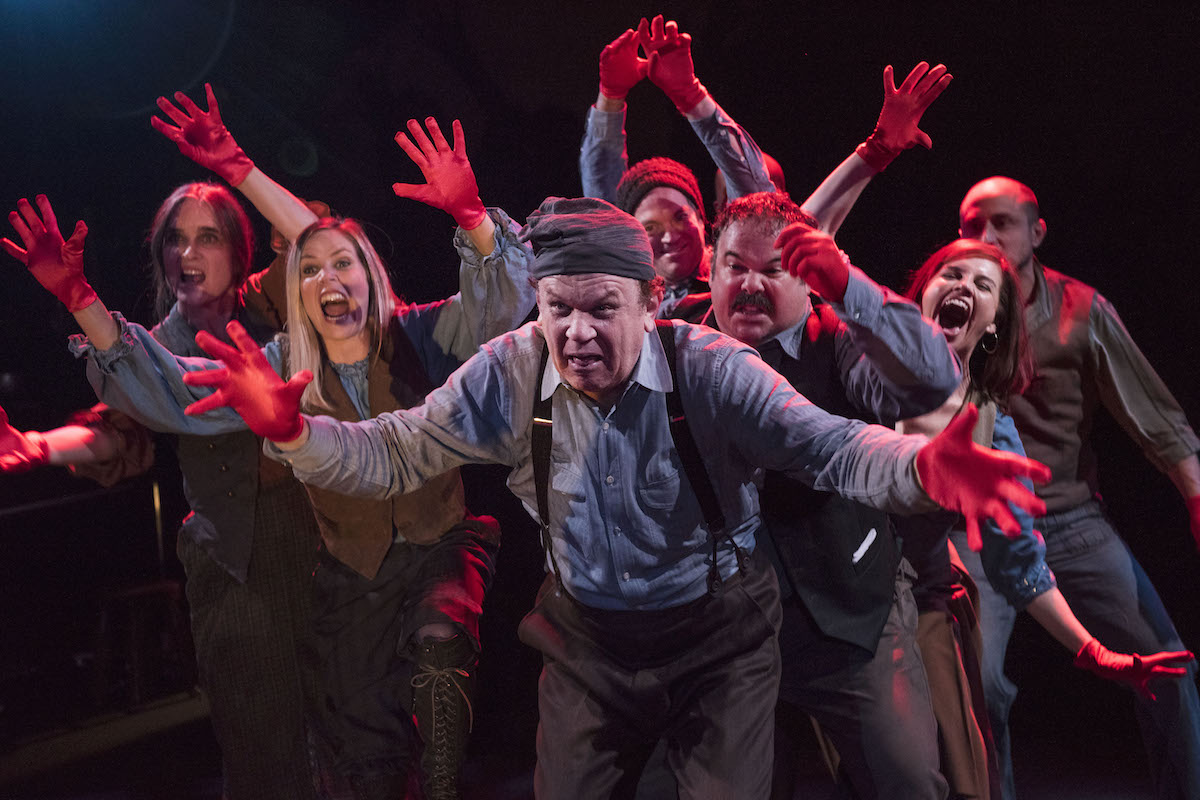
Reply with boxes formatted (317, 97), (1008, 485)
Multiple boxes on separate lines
(1, 1), (1198, 796)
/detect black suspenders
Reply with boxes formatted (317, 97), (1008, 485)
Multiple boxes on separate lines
(530, 322), (745, 597)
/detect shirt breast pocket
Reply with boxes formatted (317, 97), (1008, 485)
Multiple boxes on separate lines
(638, 469), (683, 510)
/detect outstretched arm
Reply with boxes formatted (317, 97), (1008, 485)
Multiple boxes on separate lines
(801, 62), (952, 237)
(640, 15), (775, 200)
(1088, 294), (1200, 551)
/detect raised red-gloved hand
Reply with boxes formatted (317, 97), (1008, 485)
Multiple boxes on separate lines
(0, 404), (50, 473)
(599, 27), (647, 100)
(638, 15), (708, 115)
(182, 320), (311, 442)
(1074, 637), (1195, 701)
(775, 221), (851, 303)
(3, 195), (96, 312)
(916, 404), (1051, 552)
(856, 62), (953, 172)
(392, 117), (488, 231)
(151, 83), (255, 186)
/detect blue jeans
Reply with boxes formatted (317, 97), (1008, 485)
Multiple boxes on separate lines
(955, 500), (1200, 800)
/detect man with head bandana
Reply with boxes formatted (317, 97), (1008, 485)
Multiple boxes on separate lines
(180, 196), (1051, 800)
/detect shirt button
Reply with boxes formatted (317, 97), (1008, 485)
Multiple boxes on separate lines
(602, 422), (610, 432)
(606, 475), (614, 485)
(614, 526), (622, 535)
(219, 464), (229, 472)
(622, 571), (630, 581)
(226, 490), (234, 498)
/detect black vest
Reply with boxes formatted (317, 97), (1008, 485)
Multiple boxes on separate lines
(760, 305), (901, 654)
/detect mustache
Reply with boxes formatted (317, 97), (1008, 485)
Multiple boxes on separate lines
(732, 291), (774, 314)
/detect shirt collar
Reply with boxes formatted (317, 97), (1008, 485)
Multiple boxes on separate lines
(699, 302), (812, 360)
(539, 327), (674, 401)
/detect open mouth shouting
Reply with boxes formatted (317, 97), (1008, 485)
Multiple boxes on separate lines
(179, 268), (206, 285)
(934, 292), (972, 337)
(319, 290), (357, 324)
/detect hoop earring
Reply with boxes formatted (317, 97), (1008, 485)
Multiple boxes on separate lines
(980, 330), (999, 354)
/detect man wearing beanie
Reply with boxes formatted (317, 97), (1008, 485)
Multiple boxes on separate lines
(198, 197), (1050, 800)
(613, 156), (712, 317)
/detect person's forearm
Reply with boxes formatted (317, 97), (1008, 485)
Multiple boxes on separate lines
(236, 168), (320, 243)
(271, 418), (310, 451)
(40, 424), (118, 466)
(800, 152), (877, 238)
(581, 103), (628, 203)
(1025, 588), (1092, 654)
(595, 92), (626, 113)
(838, 269), (962, 419)
(682, 94), (716, 121)
(72, 297), (119, 351)
(689, 101), (775, 200)
(460, 214), (496, 257)
(1168, 453), (1200, 499)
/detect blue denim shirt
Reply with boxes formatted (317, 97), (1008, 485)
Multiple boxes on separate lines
(579, 101), (777, 203)
(977, 410), (1056, 609)
(268, 321), (936, 611)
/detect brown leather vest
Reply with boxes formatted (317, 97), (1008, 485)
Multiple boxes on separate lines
(301, 323), (466, 578)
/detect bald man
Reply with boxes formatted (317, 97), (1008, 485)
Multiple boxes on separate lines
(955, 176), (1200, 800)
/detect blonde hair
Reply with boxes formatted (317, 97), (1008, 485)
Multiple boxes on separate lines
(284, 218), (396, 411)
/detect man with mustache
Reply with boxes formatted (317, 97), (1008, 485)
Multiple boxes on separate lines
(671, 191), (963, 798)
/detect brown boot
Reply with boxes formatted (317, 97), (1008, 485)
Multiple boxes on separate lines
(411, 634), (476, 800)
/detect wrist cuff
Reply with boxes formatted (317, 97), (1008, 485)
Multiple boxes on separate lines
(1074, 637), (1100, 666)
(272, 416), (306, 444)
(855, 134), (900, 173)
(455, 202), (489, 232)
(671, 80), (709, 115)
(63, 284), (100, 314)
(219, 156), (255, 188)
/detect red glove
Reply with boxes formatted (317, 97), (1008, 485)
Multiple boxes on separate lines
(392, 118), (488, 231)
(151, 83), (255, 187)
(599, 28), (647, 100)
(775, 221), (850, 303)
(181, 320), (311, 443)
(1186, 495), (1200, 552)
(3, 195), (96, 312)
(916, 404), (1051, 552)
(1074, 637), (1195, 701)
(638, 15), (708, 115)
(855, 62), (953, 172)
(0, 405), (50, 473)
